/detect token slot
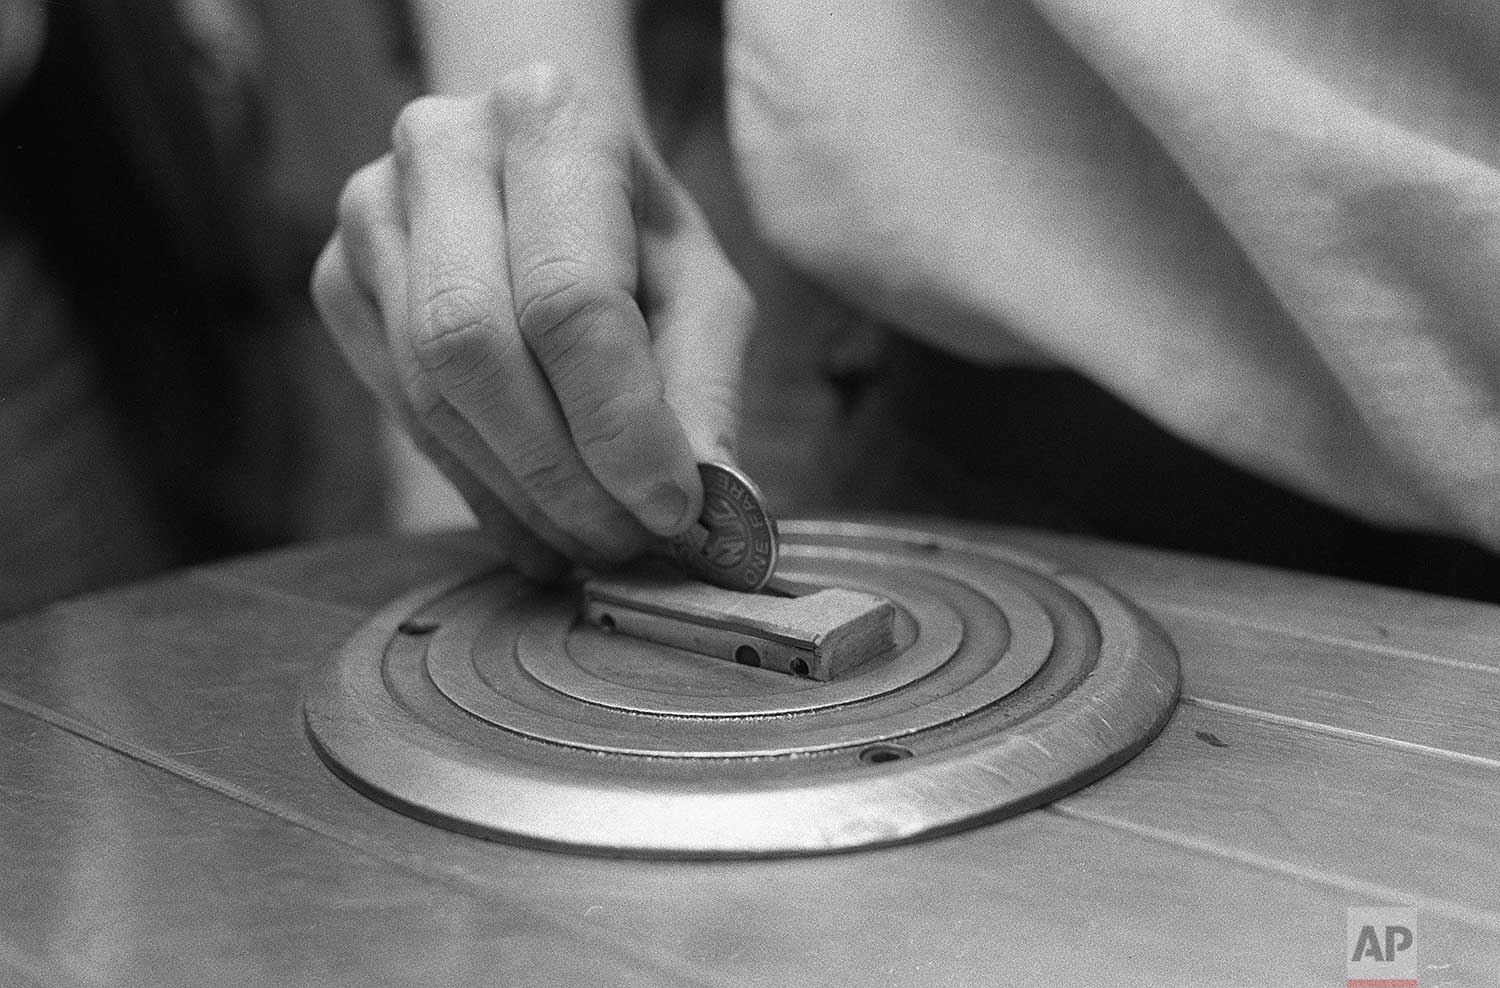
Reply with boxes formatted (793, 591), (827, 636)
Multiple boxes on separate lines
(581, 572), (895, 681)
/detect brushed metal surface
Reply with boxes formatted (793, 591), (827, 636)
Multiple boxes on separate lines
(0, 703), (641, 988)
(3, 524), (1498, 985)
(304, 523), (1179, 856)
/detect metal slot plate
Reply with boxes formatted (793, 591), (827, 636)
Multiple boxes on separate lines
(304, 521), (1180, 858)
(579, 574), (896, 680)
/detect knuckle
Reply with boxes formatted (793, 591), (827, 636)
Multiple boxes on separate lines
(515, 267), (622, 363)
(513, 454), (577, 501)
(391, 95), (465, 162)
(573, 388), (649, 453)
(492, 61), (577, 121)
(413, 282), (501, 375)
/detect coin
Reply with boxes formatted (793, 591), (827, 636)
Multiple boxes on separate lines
(669, 462), (779, 593)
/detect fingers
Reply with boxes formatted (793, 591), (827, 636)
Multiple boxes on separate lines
(341, 140), (612, 565)
(312, 227), (566, 582)
(312, 235), (402, 403)
(316, 157), (419, 412)
(494, 66), (703, 535)
(393, 93), (658, 561)
(315, 155), (569, 578)
(316, 70), (756, 574)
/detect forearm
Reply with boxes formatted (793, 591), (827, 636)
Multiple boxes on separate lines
(413, 0), (644, 115)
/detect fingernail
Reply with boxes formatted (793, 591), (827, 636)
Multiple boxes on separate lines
(641, 481), (693, 534)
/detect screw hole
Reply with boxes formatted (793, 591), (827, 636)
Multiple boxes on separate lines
(598, 613), (616, 633)
(734, 644), (761, 667)
(790, 658), (810, 677)
(858, 744), (914, 765)
(397, 620), (439, 636)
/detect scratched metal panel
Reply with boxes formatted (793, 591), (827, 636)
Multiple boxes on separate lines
(2, 530), (1497, 985)
(0, 706), (654, 988)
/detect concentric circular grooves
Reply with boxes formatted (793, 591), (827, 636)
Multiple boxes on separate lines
(304, 522), (1180, 858)
(422, 548), (1059, 756)
(510, 549), (968, 715)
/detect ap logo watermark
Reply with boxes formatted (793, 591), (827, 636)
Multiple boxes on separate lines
(1347, 907), (1417, 987)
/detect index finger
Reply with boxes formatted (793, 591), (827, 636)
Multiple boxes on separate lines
(495, 66), (703, 536)
(394, 92), (656, 561)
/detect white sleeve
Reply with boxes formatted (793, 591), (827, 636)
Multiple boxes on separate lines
(725, 0), (1500, 549)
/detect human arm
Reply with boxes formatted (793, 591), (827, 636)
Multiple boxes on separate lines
(417, 0), (641, 105)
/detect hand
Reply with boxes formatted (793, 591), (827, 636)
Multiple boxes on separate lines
(313, 64), (755, 578)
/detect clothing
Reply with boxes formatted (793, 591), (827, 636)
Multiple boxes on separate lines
(827, 334), (1500, 601)
(723, 0), (1500, 557)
